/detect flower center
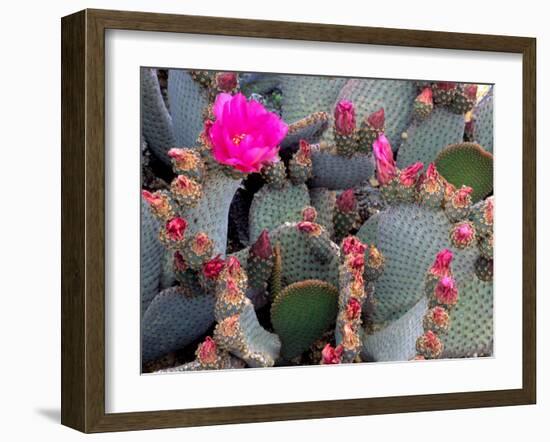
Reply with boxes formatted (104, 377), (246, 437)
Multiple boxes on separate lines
(232, 133), (246, 145)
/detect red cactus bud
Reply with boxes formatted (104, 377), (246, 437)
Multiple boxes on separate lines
(297, 221), (320, 234)
(435, 276), (459, 305)
(373, 134), (396, 185)
(464, 84), (478, 100)
(431, 306), (450, 328)
(451, 222), (475, 246)
(430, 249), (453, 277)
(321, 344), (343, 364)
(419, 330), (442, 354)
(336, 189), (357, 213)
(191, 232), (212, 255)
(202, 254), (225, 279)
(215, 72), (238, 91)
(197, 337), (217, 365)
(175, 175), (193, 189)
(399, 162), (424, 187)
(367, 107), (385, 130)
(165, 217), (187, 241)
(341, 236), (366, 256)
(301, 206), (317, 222)
(452, 186), (473, 207)
(436, 82), (457, 91)
(417, 87), (433, 105)
(346, 298), (362, 321)
(425, 163), (440, 181)
(225, 256), (242, 277)
(173, 251), (187, 272)
(334, 100), (356, 135)
(349, 254), (365, 271)
(251, 229), (273, 260)
(298, 139), (312, 158)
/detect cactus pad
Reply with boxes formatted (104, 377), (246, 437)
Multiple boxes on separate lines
(310, 148), (375, 190)
(271, 280), (339, 359)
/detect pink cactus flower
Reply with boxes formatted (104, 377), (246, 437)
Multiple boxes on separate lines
(435, 276), (459, 305)
(334, 100), (356, 135)
(197, 336), (218, 365)
(417, 87), (433, 105)
(341, 236), (366, 256)
(250, 229), (273, 259)
(346, 298), (362, 321)
(400, 162), (424, 187)
(209, 93), (288, 173)
(367, 107), (385, 130)
(336, 189), (357, 213)
(215, 72), (238, 91)
(321, 344), (343, 364)
(202, 254), (225, 280)
(301, 206), (318, 222)
(430, 249), (453, 277)
(165, 217), (187, 241)
(373, 134), (397, 185)
(464, 84), (478, 100)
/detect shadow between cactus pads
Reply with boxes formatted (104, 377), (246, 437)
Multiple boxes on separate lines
(435, 142), (493, 203)
(271, 280), (339, 359)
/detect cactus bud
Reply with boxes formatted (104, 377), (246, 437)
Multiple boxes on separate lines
(225, 256), (242, 277)
(321, 344), (343, 364)
(202, 254), (225, 280)
(142, 190), (173, 220)
(297, 221), (321, 235)
(373, 134), (397, 185)
(434, 276), (459, 306)
(173, 251), (187, 272)
(167, 148), (204, 179)
(250, 229), (273, 260)
(301, 206), (317, 222)
(414, 87), (434, 120)
(334, 100), (356, 135)
(450, 221), (476, 248)
(214, 72), (238, 92)
(464, 84), (478, 100)
(367, 107), (385, 130)
(345, 297), (362, 321)
(423, 306), (450, 333)
(348, 253), (365, 272)
(429, 249), (453, 278)
(336, 189), (357, 213)
(197, 337), (218, 366)
(399, 162), (424, 187)
(416, 330), (443, 359)
(170, 175), (202, 207)
(341, 236), (366, 256)
(165, 217), (187, 242)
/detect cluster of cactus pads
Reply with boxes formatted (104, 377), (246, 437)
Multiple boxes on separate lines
(141, 67), (493, 372)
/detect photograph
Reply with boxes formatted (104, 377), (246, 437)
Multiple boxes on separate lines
(140, 68), (494, 372)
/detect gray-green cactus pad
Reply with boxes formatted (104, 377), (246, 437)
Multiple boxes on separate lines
(141, 68), (176, 164)
(167, 69), (208, 148)
(141, 287), (215, 362)
(310, 150), (375, 190)
(473, 88), (494, 153)
(309, 188), (337, 236)
(356, 203), (478, 324)
(249, 183), (310, 243)
(397, 107), (465, 169)
(141, 199), (164, 317)
(270, 223), (340, 287)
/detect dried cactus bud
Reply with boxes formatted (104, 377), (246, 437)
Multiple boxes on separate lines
(464, 84), (478, 100)
(472, 196), (494, 236)
(296, 221), (322, 236)
(342, 322), (361, 351)
(417, 163), (444, 208)
(365, 245), (385, 281)
(170, 175), (203, 207)
(345, 297), (362, 321)
(159, 217), (188, 249)
(399, 162), (424, 187)
(196, 337), (218, 367)
(416, 330), (443, 359)
(301, 206), (317, 222)
(181, 232), (214, 269)
(202, 254), (225, 280)
(341, 236), (367, 256)
(429, 249), (454, 278)
(450, 221), (476, 248)
(347, 253), (365, 273)
(289, 140), (313, 184)
(142, 190), (173, 220)
(334, 100), (356, 135)
(167, 148), (204, 180)
(433, 275), (459, 307)
(321, 344), (343, 364)
(423, 306), (450, 333)
(214, 72), (238, 92)
(413, 87), (434, 120)
(357, 107), (385, 153)
(373, 134), (397, 186)
(173, 251), (187, 272)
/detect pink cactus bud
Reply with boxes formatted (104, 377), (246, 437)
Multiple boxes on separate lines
(334, 100), (356, 135)
(165, 217), (187, 241)
(168, 148), (199, 170)
(298, 139), (312, 158)
(373, 134), (397, 185)
(142, 190), (162, 207)
(142, 190), (170, 217)
(215, 72), (238, 91)
(225, 256), (242, 277)
(173, 251), (187, 272)
(434, 276), (459, 305)
(348, 254), (365, 272)
(197, 337), (217, 365)
(342, 323), (360, 349)
(417, 87), (433, 105)
(191, 232), (212, 255)
(297, 221), (320, 235)
(202, 254), (225, 280)
(425, 163), (440, 181)
(174, 175), (193, 189)
(464, 84), (478, 100)
(452, 186), (473, 207)
(301, 206), (317, 222)
(451, 222), (475, 246)
(436, 82), (457, 91)
(419, 330), (442, 354)
(399, 162), (424, 187)
(341, 236), (367, 256)
(250, 229), (273, 260)
(367, 107), (385, 130)
(346, 298), (362, 321)
(431, 306), (450, 328)
(485, 197), (494, 225)
(430, 249), (453, 277)
(336, 189), (357, 213)
(321, 344), (343, 364)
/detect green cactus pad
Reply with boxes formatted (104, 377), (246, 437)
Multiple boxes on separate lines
(141, 199), (164, 317)
(249, 183), (310, 243)
(141, 68), (177, 164)
(280, 75), (347, 124)
(435, 143), (493, 203)
(141, 287), (215, 362)
(334, 78), (417, 148)
(473, 88), (493, 153)
(396, 107), (465, 169)
(270, 223), (340, 287)
(271, 280), (339, 359)
(310, 149), (375, 190)
(441, 277), (493, 358)
(356, 203), (479, 325)
(167, 69), (208, 148)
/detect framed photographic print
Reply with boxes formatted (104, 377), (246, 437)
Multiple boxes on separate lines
(61, 9), (536, 433)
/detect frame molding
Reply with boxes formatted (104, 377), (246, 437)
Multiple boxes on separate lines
(61, 9), (536, 433)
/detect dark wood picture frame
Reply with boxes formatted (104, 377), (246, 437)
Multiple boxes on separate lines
(61, 8), (536, 433)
